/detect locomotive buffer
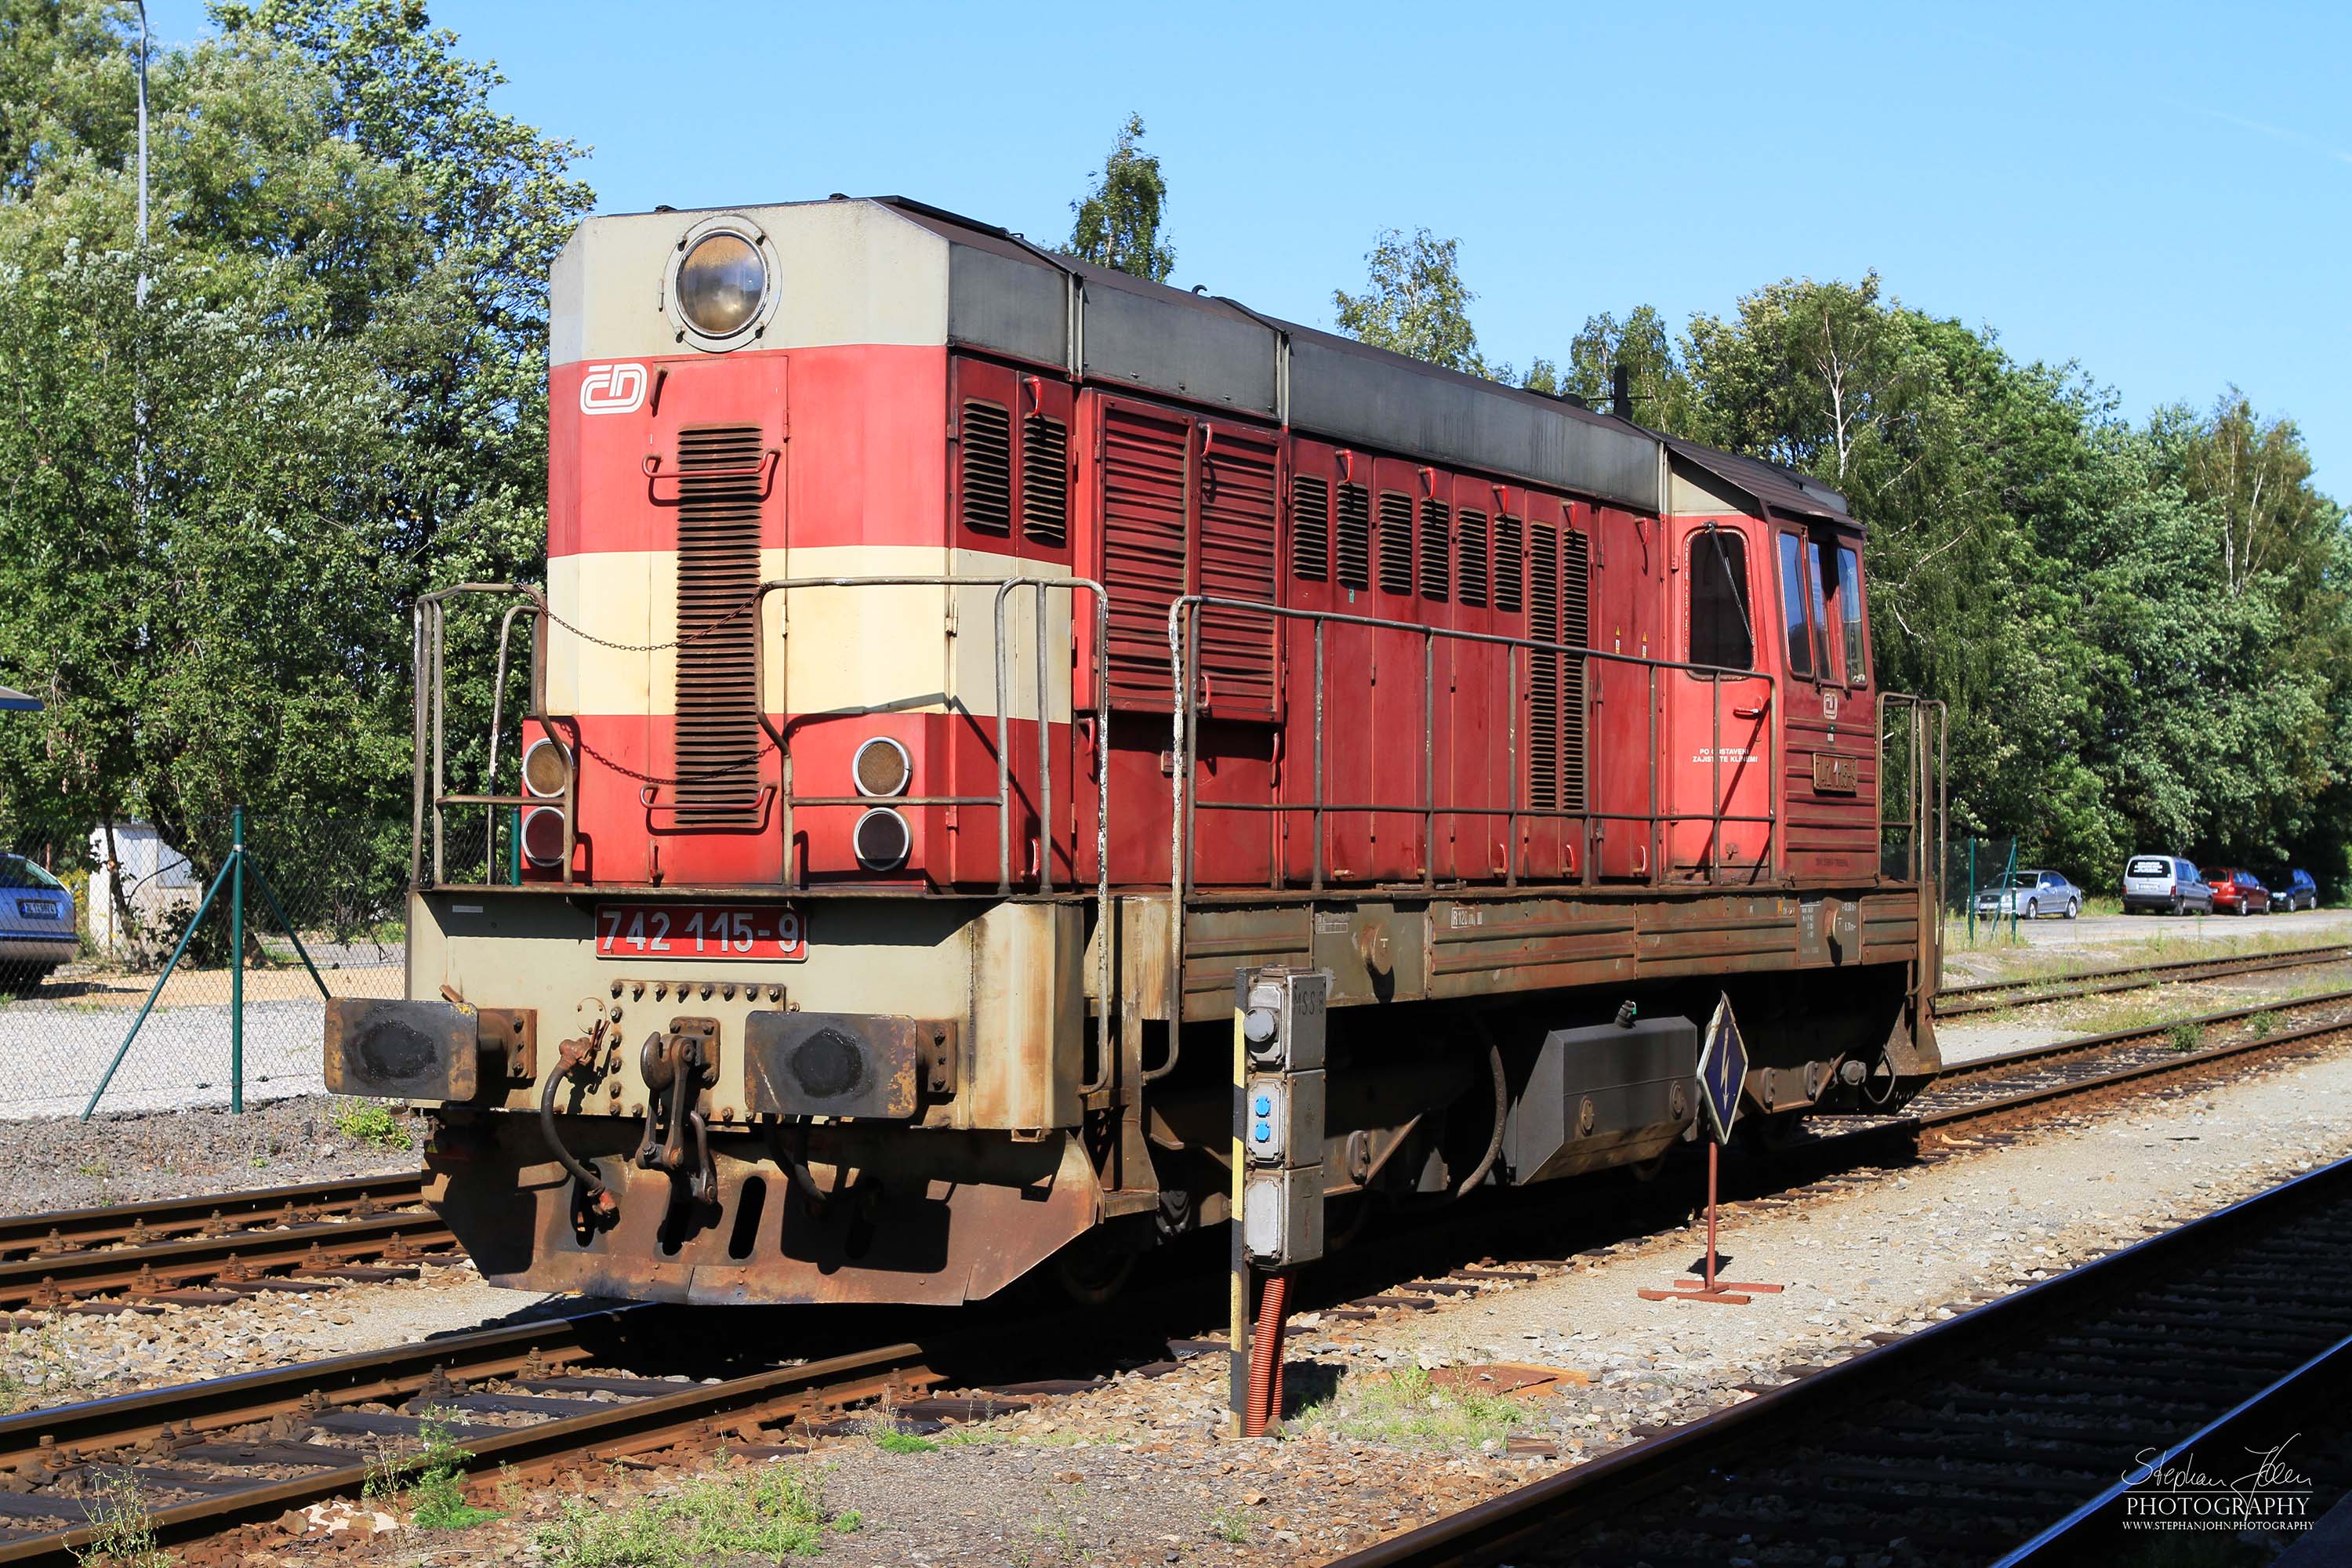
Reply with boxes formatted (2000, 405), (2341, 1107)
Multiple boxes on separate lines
(1640, 993), (1784, 1306)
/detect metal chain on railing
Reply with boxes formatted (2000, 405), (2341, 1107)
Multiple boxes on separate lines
(530, 589), (764, 654)
(571, 734), (782, 789)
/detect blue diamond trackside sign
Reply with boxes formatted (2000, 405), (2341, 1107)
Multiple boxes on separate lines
(1697, 993), (1747, 1144)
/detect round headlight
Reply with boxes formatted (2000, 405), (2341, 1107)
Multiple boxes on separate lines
(522, 736), (572, 799)
(521, 805), (569, 867)
(853, 807), (910, 871)
(853, 736), (911, 798)
(675, 231), (765, 338)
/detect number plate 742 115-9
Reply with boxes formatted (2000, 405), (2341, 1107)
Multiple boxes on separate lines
(593, 903), (807, 962)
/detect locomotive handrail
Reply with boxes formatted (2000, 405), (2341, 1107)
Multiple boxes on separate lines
(412, 583), (567, 888)
(745, 572), (1116, 1055)
(1161, 593), (1784, 914)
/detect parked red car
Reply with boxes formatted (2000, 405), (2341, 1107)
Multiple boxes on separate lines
(2201, 868), (2272, 916)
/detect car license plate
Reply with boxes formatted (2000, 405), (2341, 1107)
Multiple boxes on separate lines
(594, 903), (806, 962)
(15, 898), (58, 920)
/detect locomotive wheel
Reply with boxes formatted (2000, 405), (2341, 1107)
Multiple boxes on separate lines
(1324, 1190), (1374, 1252)
(1748, 1109), (1811, 1152)
(1628, 1150), (1671, 1182)
(1052, 1228), (1141, 1307)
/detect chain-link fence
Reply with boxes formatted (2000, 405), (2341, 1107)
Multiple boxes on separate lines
(1944, 835), (2023, 940)
(0, 813), (408, 1120)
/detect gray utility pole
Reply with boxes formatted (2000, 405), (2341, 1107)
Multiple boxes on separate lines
(134, 0), (149, 307)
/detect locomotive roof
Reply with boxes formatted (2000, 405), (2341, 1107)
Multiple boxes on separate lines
(867, 196), (1666, 513)
(1661, 437), (1853, 524)
(561, 195), (1853, 526)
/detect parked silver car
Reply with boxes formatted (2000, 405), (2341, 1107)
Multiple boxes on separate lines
(0, 854), (75, 989)
(2122, 855), (2213, 916)
(1975, 868), (2083, 920)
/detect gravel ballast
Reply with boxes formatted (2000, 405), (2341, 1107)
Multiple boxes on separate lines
(0, 1094), (421, 1217)
(198, 1030), (2352, 1567)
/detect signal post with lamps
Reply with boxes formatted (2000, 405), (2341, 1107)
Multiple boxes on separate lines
(1230, 967), (1330, 1437)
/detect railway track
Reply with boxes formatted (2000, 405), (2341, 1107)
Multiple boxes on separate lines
(0, 1302), (955, 1565)
(1894, 986), (2352, 1145)
(1933, 941), (2350, 1017)
(1324, 1150), (2352, 1568)
(0, 982), (2343, 1563)
(0, 1173), (450, 1312)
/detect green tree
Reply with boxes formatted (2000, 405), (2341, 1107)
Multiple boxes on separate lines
(0, 0), (586, 878)
(1332, 227), (1490, 375)
(1557, 305), (1698, 431)
(1065, 111), (1174, 283)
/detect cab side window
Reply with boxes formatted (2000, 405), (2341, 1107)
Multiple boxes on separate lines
(1835, 544), (1866, 684)
(1776, 532), (1814, 678)
(1687, 528), (1753, 674)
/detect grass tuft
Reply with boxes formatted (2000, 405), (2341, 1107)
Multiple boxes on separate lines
(2169, 1021), (2205, 1054)
(361, 1412), (499, 1530)
(535, 1464), (857, 1566)
(70, 1470), (170, 1568)
(1295, 1364), (1527, 1450)
(331, 1098), (413, 1150)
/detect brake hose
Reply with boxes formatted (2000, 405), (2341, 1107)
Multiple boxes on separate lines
(539, 1035), (616, 1216)
(1454, 1040), (1508, 1199)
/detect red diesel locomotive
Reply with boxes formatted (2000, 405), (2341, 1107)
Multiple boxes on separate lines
(329, 196), (1946, 1306)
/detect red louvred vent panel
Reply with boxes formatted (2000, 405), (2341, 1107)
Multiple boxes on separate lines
(1196, 429), (1279, 719)
(1101, 403), (1191, 710)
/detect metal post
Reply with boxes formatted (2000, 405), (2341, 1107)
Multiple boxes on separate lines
(81, 854), (234, 1120)
(1311, 619), (1326, 892)
(1968, 837), (1976, 944)
(229, 807), (245, 1114)
(1704, 1140), (1719, 1292)
(245, 855), (330, 1001)
(132, 2), (149, 307)
(1229, 989), (1248, 1437)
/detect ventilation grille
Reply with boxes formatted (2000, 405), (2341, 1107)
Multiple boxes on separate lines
(1290, 475), (1330, 581)
(1337, 485), (1371, 591)
(960, 400), (1011, 534)
(1529, 524), (1562, 811)
(1494, 516), (1523, 614)
(1021, 414), (1067, 545)
(1457, 510), (1489, 608)
(673, 425), (766, 825)
(1559, 530), (1589, 814)
(1377, 492), (1414, 595)
(1197, 435), (1280, 717)
(1101, 404), (1189, 708)
(1419, 499), (1450, 601)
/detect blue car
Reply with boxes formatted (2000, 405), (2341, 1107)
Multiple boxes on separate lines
(2277, 868), (2320, 913)
(0, 854), (76, 990)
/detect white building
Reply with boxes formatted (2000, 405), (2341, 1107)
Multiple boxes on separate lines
(86, 822), (201, 956)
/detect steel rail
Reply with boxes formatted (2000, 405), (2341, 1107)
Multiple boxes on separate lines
(0, 1209), (454, 1310)
(0, 1172), (427, 1259)
(1320, 1152), (2352, 1568)
(1935, 941), (2352, 1017)
(1928, 985), (2352, 1091)
(0, 1304), (938, 1565)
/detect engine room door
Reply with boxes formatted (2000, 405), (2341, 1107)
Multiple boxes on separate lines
(1588, 506), (1663, 880)
(1666, 521), (1772, 879)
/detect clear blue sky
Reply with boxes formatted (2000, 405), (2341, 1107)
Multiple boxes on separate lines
(145, 2), (2352, 494)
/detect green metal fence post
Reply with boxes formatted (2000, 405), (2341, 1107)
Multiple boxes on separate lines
(80, 854), (234, 1120)
(229, 806), (245, 1113)
(1968, 838), (1977, 944)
